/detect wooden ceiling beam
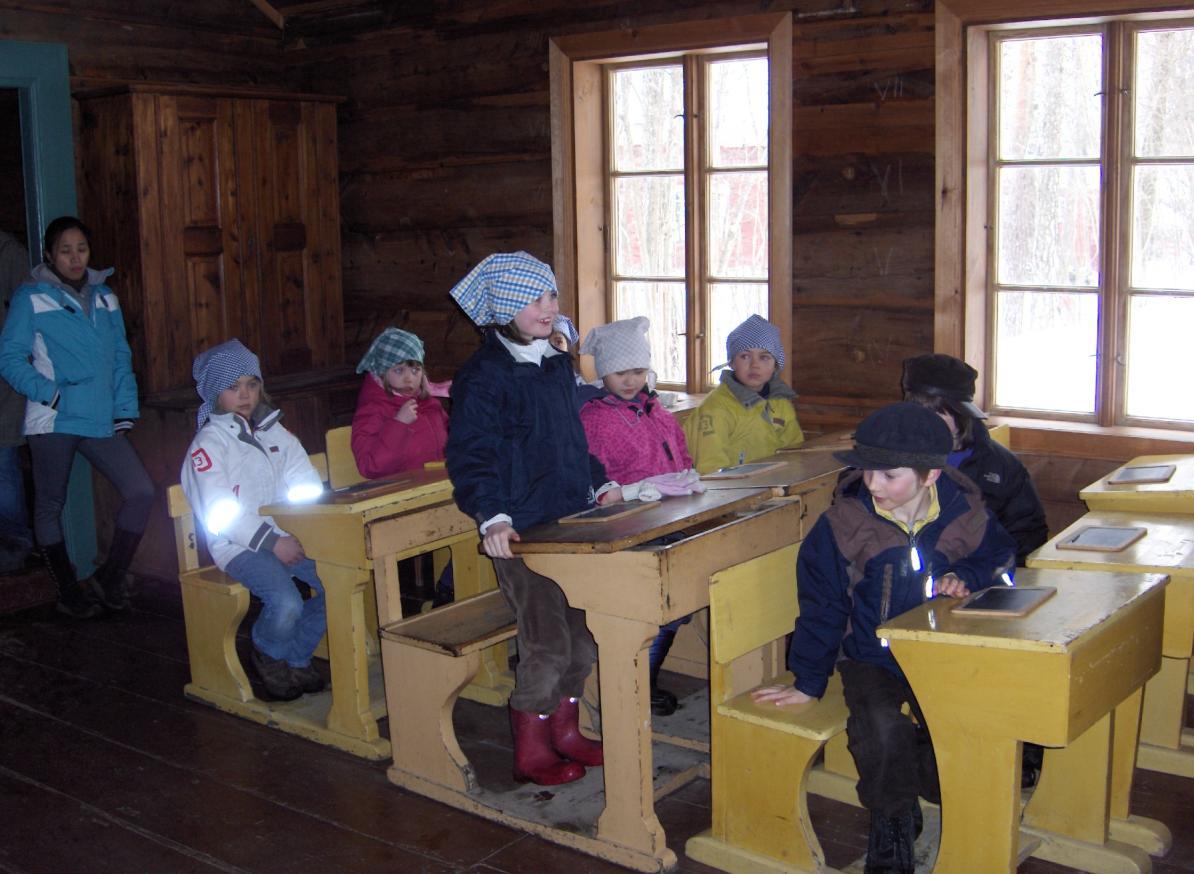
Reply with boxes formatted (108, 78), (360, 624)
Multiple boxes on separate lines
(248, 0), (285, 28)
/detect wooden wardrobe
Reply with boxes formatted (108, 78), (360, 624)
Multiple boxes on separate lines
(75, 83), (345, 394)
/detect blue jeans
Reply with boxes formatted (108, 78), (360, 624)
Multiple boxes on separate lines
(225, 551), (327, 667)
(0, 444), (32, 550)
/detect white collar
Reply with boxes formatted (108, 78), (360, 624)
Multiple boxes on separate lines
(498, 333), (556, 365)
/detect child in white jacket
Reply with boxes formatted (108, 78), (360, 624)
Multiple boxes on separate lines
(182, 340), (326, 701)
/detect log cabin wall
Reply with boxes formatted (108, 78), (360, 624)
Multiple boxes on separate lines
(285, 0), (936, 406)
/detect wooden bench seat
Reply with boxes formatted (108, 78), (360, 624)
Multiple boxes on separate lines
(381, 588), (517, 795)
(687, 543), (850, 874)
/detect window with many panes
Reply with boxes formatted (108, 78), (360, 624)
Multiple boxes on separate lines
(550, 13), (791, 394)
(979, 18), (1194, 427)
(608, 55), (770, 387)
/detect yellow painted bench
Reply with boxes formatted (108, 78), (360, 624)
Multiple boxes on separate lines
(381, 588), (518, 793)
(686, 543), (850, 873)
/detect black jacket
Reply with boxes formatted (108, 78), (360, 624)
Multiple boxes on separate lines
(958, 421), (1048, 566)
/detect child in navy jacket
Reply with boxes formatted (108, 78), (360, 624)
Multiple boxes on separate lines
(446, 252), (618, 787)
(753, 403), (1016, 873)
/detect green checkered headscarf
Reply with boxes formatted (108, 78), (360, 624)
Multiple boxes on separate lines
(356, 328), (425, 377)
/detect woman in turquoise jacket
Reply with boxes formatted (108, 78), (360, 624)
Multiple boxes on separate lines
(0, 217), (153, 619)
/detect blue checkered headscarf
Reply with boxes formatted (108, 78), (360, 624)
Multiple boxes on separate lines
(552, 315), (579, 346)
(356, 327), (425, 377)
(727, 314), (785, 370)
(449, 252), (557, 326)
(193, 339), (262, 429)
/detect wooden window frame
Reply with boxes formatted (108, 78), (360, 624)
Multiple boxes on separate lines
(936, 0), (1194, 431)
(549, 12), (792, 391)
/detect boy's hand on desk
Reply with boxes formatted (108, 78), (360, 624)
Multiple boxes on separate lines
(933, 573), (970, 598)
(751, 685), (814, 707)
(273, 536), (306, 566)
(483, 522), (520, 559)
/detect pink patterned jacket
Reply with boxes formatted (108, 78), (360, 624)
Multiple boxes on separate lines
(579, 390), (692, 485)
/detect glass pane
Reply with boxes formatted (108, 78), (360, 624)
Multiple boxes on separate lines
(1135, 28), (1194, 158)
(999, 34), (1102, 161)
(708, 57), (768, 168)
(993, 290), (1097, 413)
(614, 175), (685, 278)
(708, 171), (768, 279)
(708, 282), (767, 378)
(611, 65), (684, 172)
(614, 281), (687, 384)
(997, 165), (1100, 287)
(1131, 164), (1194, 290)
(1125, 294), (1194, 421)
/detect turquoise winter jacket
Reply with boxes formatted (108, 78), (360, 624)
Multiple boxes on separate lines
(0, 263), (139, 438)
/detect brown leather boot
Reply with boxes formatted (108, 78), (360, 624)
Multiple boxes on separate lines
(548, 696), (604, 767)
(42, 542), (102, 620)
(510, 706), (585, 786)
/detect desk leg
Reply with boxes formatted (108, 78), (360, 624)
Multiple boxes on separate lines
(319, 561), (382, 746)
(1022, 713), (1153, 873)
(1108, 687), (1173, 857)
(1137, 655), (1194, 778)
(584, 610), (676, 870)
(932, 732), (1021, 873)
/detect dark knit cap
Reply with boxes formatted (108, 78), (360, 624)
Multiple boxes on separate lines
(901, 353), (987, 419)
(834, 402), (953, 470)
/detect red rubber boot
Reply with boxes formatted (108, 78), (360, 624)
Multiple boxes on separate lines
(548, 696), (604, 767)
(510, 706), (586, 786)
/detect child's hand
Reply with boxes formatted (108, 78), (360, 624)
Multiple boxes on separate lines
(597, 486), (623, 505)
(273, 535), (306, 566)
(482, 522), (520, 559)
(396, 398), (419, 424)
(933, 572), (970, 599)
(751, 685), (815, 707)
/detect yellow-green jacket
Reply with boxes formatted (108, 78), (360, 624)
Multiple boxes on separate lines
(684, 371), (804, 474)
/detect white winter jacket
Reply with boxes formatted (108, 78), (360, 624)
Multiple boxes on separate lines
(181, 411), (322, 570)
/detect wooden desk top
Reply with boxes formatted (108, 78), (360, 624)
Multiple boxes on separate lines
(1080, 453), (1194, 514)
(263, 468), (454, 518)
(698, 451), (844, 494)
(879, 567), (1168, 652)
(510, 487), (773, 554)
(1028, 509), (1194, 579)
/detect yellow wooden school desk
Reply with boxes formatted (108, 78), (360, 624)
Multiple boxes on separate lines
(385, 486), (810, 873)
(1080, 454), (1194, 515)
(879, 568), (1167, 874)
(1028, 509), (1194, 779)
(261, 468), (507, 760)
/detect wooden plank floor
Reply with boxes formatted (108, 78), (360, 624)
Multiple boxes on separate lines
(1, 573), (1191, 873)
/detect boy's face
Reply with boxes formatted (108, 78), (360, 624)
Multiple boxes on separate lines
(603, 368), (649, 400)
(385, 361), (423, 396)
(510, 290), (560, 341)
(731, 348), (777, 391)
(862, 467), (941, 518)
(218, 374), (262, 420)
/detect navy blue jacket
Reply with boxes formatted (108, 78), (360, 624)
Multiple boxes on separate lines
(957, 420), (1048, 566)
(447, 330), (606, 531)
(788, 467), (1017, 697)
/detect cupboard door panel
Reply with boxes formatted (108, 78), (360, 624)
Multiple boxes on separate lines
(156, 95), (250, 386)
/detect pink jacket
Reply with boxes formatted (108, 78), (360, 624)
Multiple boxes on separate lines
(580, 391), (692, 485)
(351, 375), (449, 479)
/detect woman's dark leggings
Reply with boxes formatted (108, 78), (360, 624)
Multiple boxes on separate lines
(28, 433), (154, 546)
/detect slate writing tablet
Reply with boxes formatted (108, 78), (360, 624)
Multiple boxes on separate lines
(701, 461), (786, 480)
(558, 502), (653, 524)
(1056, 525), (1147, 553)
(1107, 464), (1177, 485)
(951, 586), (1056, 617)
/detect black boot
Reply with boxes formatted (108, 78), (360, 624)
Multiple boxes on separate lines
(88, 527), (142, 612)
(864, 810), (916, 874)
(250, 647), (303, 701)
(647, 625), (679, 716)
(41, 542), (102, 620)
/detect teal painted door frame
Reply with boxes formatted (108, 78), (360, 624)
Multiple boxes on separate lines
(1, 40), (97, 575)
